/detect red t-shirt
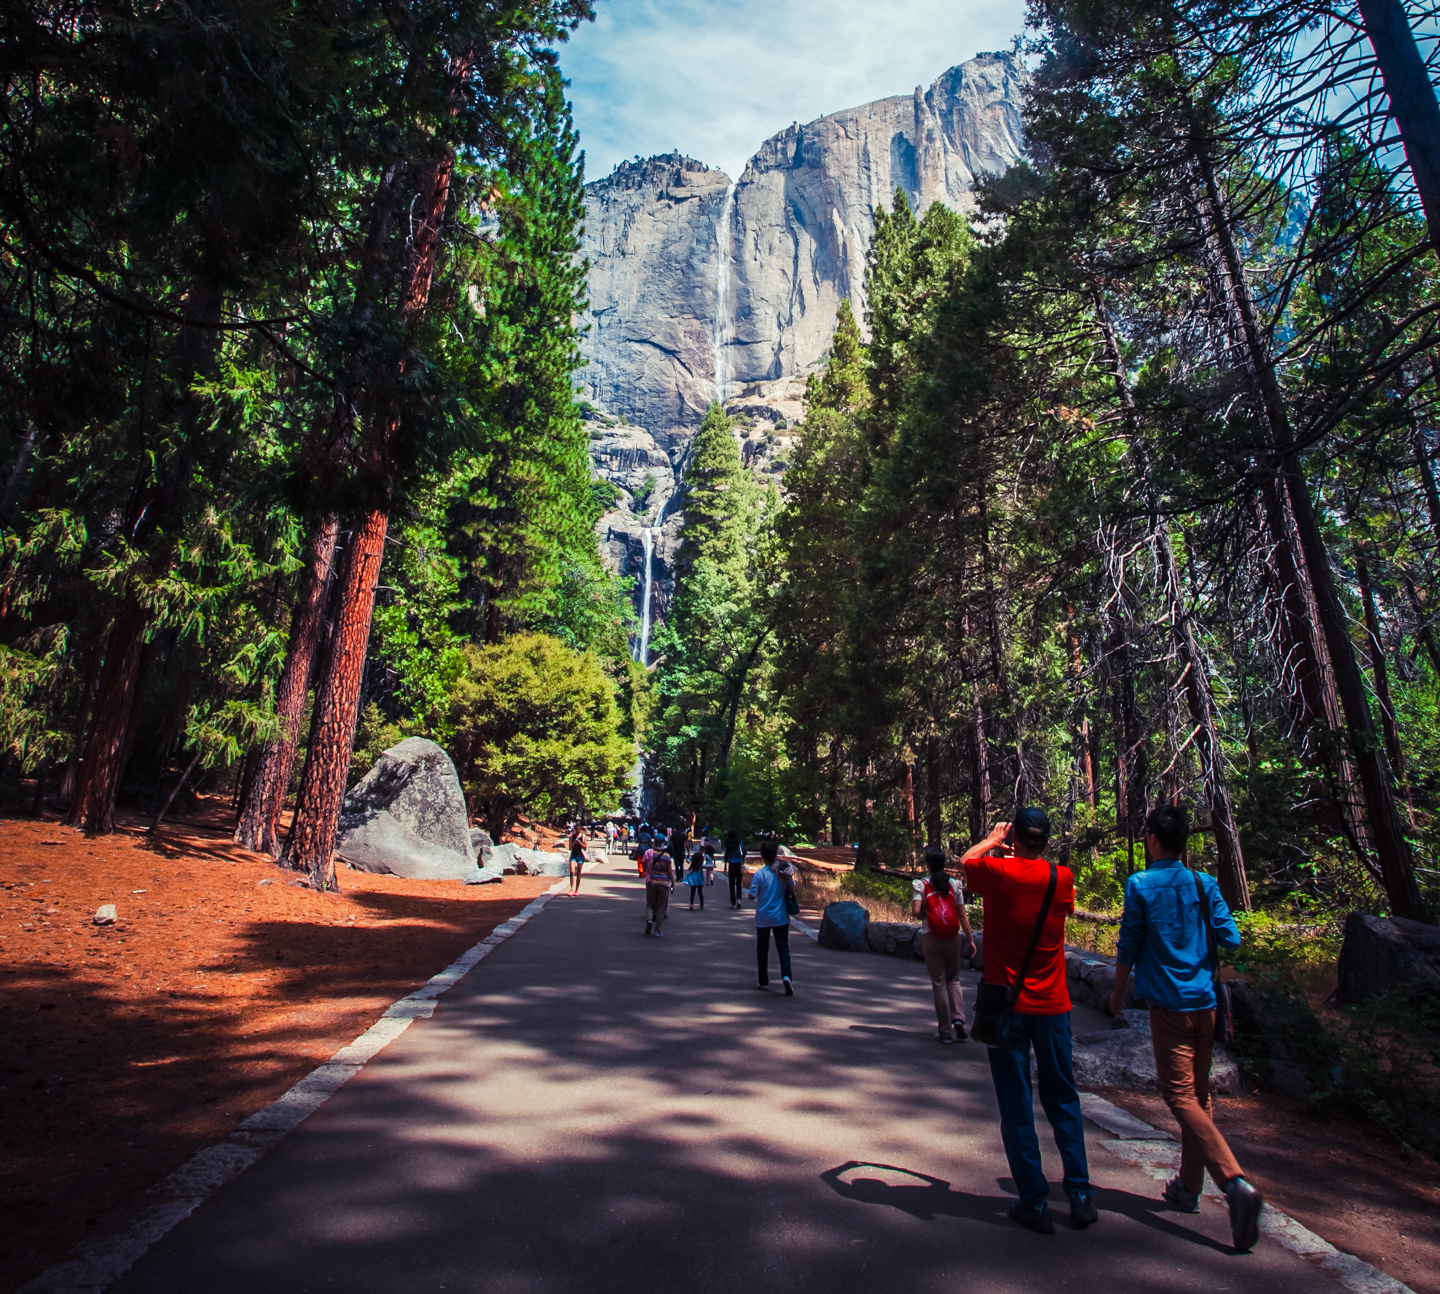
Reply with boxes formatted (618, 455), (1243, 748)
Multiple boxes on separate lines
(965, 853), (1074, 1015)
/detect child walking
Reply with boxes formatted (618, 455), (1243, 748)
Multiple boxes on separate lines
(684, 850), (707, 908)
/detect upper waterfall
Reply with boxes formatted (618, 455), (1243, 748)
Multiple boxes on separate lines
(712, 182), (737, 404)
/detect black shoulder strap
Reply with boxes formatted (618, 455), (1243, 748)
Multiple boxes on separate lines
(1193, 869), (1220, 983)
(1008, 859), (1059, 1006)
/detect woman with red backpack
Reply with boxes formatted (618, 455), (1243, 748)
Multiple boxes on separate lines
(913, 845), (978, 1042)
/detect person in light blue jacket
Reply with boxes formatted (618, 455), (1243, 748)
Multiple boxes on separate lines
(747, 839), (795, 995)
(1109, 803), (1261, 1254)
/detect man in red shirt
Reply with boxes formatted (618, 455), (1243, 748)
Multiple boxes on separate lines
(962, 808), (1095, 1235)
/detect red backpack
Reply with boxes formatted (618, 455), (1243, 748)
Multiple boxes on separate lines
(924, 881), (961, 939)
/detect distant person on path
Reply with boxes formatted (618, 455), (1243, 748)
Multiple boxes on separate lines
(604, 820), (618, 854)
(703, 843), (717, 886)
(748, 839), (795, 995)
(644, 848), (675, 936)
(912, 846), (978, 1043)
(684, 851), (707, 909)
(961, 809), (1096, 1234)
(724, 831), (746, 908)
(566, 829), (588, 897)
(1108, 804), (1261, 1253)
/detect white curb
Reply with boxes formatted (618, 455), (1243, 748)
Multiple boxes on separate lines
(1080, 1092), (1415, 1293)
(19, 882), (565, 1294)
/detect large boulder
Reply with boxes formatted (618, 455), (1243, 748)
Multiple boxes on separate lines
(1067, 1010), (1240, 1095)
(818, 900), (870, 952)
(337, 738), (478, 881)
(1226, 978), (1332, 1096)
(1065, 948), (1136, 1013)
(868, 920), (923, 959)
(1335, 913), (1440, 1004)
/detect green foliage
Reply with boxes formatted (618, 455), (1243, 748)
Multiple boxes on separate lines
(442, 633), (633, 838)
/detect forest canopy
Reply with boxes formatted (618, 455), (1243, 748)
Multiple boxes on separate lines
(0, 0), (636, 881)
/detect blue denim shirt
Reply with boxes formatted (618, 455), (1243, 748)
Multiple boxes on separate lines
(1116, 860), (1241, 1011)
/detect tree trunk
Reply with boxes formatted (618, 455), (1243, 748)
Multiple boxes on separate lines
(0, 422), (40, 525)
(280, 507), (388, 888)
(1094, 298), (1249, 908)
(901, 760), (917, 835)
(925, 736), (942, 847)
(1356, 0), (1440, 260)
(1356, 550), (1411, 814)
(234, 515), (339, 855)
(1193, 147), (1424, 920)
(968, 683), (990, 845)
(150, 748), (202, 833)
(63, 603), (149, 834)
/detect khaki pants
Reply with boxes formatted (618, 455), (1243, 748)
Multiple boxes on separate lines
(921, 931), (965, 1033)
(645, 883), (670, 930)
(1149, 1006), (1243, 1192)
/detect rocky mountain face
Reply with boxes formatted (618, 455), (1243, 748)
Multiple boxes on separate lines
(581, 53), (1027, 654)
(579, 53), (1026, 450)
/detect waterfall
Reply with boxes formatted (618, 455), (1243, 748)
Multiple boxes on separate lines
(712, 183), (737, 403)
(635, 525), (656, 667)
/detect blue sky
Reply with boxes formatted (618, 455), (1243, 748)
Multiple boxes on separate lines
(559, 0), (1028, 183)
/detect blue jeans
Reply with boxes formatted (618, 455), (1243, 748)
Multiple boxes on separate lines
(985, 1011), (1090, 1211)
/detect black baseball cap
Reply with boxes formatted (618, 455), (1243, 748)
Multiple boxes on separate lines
(1014, 806), (1051, 851)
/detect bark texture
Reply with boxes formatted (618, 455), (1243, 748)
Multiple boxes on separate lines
(233, 515), (339, 856)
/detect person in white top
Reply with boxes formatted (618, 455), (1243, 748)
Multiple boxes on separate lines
(912, 845), (977, 1042)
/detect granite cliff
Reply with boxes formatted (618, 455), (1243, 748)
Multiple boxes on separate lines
(579, 52), (1026, 453)
(582, 52), (1027, 656)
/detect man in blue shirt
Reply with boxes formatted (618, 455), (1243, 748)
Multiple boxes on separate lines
(1108, 803), (1263, 1254)
(748, 839), (795, 995)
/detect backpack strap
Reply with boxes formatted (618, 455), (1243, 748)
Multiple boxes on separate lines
(1007, 859), (1059, 1006)
(1193, 869), (1220, 982)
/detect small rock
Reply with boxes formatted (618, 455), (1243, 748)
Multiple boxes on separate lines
(470, 828), (494, 850)
(257, 879), (274, 886)
(818, 900), (870, 952)
(93, 904), (117, 926)
(462, 867), (506, 886)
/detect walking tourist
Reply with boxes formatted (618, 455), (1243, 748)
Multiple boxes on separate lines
(644, 848), (674, 936)
(911, 845), (977, 1042)
(724, 830), (746, 908)
(684, 850), (707, 909)
(748, 839), (795, 995)
(604, 820), (618, 854)
(961, 810), (1096, 1234)
(703, 844), (717, 886)
(1107, 803), (1262, 1253)
(566, 828), (588, 897)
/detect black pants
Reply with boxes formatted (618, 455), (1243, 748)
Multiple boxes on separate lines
(728, 864), (744, 905)
(757, 924), (792, 985)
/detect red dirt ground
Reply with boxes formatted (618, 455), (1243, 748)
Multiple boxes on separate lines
(0, 808), (554, 1294)
(1097, 1085), (1440, 1294)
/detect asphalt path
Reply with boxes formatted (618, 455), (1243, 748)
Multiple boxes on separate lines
(114, 853), (1332, 1293)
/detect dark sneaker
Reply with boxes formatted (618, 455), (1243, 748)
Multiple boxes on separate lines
(935, 1030), (956, 1044)
(1226, 1176), (1263, 1252)
(783, 977), (794, 996)
(757, 981), (768, 990)
(1068, 1189), (1098, 1228)
(644, 920), (652, 936)
(1007, 1202), (1055, 1235)
(953, 1018), (969, 1041)
(1163, 1176), (1201, 1214)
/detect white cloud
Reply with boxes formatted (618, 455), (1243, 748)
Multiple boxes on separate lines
(559, 0), (1027, 183)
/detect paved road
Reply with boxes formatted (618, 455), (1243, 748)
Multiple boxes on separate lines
(116, 854), (1330, 1293)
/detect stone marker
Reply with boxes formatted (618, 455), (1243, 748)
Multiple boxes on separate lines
(818, 900), (869, 953)
(336, 738), (478, 881)
(93, 903), (117, 926)
(867, 920), (923, 959)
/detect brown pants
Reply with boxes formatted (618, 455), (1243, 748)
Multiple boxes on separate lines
(921, 931), (966, 1034)
(645, 883), (670, 930)
(1149, 1006), (1243, 1192)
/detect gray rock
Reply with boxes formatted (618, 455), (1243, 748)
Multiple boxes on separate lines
(1226, 978), (1334, 1097)
(868, 920), (923, 959)
(514, 848), (570, 878)
(462, 867), (506, 886)
(579, 55), (1027, 451)
(337, 738), (478, 881)
(1064, 1010), (1240, 1095)
(1064, 948), (1136, 1013)
(818, 900), (870, 953)
(93, 903), (117, 926)
(1335, 912), (1440, 1004)
(470, 828), (494, 850)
